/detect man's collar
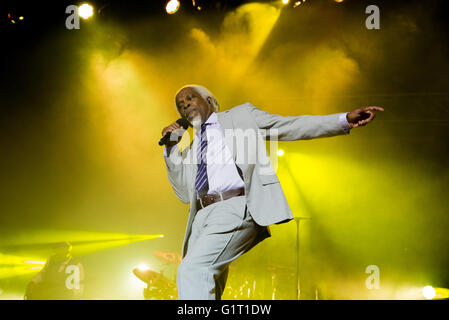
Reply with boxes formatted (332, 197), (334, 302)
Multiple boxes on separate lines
(204, 112), (218, 125)
(195, 112), (217, 136)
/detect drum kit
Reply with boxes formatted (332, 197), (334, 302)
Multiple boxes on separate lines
(222, 264), (295, 300)
(133, 250), (296, 300)
(132, 250), (180, 300)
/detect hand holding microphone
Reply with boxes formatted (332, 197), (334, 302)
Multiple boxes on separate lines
(159, 118), (191, 147)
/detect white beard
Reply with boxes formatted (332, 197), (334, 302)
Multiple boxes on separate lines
(190, 115), (202, 129)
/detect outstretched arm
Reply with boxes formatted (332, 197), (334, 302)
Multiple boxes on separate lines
(246, 103), (383, 140)
(246, 103), (351, 140)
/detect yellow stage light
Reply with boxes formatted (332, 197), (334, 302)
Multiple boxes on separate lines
(334, 0), (344, 3)
(23, 260), (45, 265)
(282, 0), (290, 4)
(293, 1), (301, 8)
(166, 0), (180, 14)
(28, 266), (44, 270)
(277, 149), (285, 157)
(0, 254), (47, 279)
(136, 263), (150, 271)
(434, 287), (449, 299)
(19, 16), (24, 20)
(78, 4), (94, 20)
(422, 285), (436, 299)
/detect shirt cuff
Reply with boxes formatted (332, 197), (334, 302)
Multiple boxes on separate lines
(339, 112), (352, 134)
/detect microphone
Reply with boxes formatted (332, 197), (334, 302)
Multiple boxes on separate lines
(158, 118), (191, 146)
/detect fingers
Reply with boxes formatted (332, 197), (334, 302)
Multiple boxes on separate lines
(352, 106), (382, 127)
(359, 110), (375, 126)
(161, 121), (186, 147)
(162, 122), (182, 136)
(363, 106), (384, 112)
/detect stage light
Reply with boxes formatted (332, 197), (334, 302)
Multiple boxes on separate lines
(282, 0), (290, 4)
(0, 254), (47, 279)
(136, 263), (150, 271)
(434, 287), (449, 299)
(28, 266), (44, 270)
(334, 0), (344, 3)
(277, 149), (285, 157)
(293, 1), (301, 8)
(78, 4), (94, 20)
(422, 285), (436, 299)
(166, 0), (180, 14)
(19, 16), (24, 20)
(23, 260), (45, 265)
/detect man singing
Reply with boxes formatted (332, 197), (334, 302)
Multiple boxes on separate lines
(161, 85), (383, 300)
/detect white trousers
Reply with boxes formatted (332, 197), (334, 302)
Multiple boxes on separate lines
(176, 196), (263, 300)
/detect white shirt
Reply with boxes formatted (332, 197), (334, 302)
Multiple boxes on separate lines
(195, 113), (246, 195)
(164, 112), (351, 196)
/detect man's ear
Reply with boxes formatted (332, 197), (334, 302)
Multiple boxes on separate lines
(207, 97), (212, 105)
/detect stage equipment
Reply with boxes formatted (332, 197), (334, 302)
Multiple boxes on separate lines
(133, 267), (177, 300)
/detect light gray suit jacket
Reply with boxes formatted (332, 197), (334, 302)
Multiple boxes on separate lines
(164, 103), (349, 256)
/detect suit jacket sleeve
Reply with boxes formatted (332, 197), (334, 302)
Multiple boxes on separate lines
(163, 145), (190, 204)
(246, 103), (350, 141)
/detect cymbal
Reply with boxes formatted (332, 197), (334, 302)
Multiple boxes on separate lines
(153, 250), (182, 264)
(133, 268), (171, 286)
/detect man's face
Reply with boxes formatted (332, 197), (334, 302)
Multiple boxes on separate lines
(175, 87), (212, 125)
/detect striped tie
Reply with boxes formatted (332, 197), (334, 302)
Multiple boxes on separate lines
(195, 123), (209, 197)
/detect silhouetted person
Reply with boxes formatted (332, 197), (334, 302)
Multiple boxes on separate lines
(24, 241), (84, 300)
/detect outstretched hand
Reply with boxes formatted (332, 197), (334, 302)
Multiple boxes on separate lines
(347, 106), (384, 128)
